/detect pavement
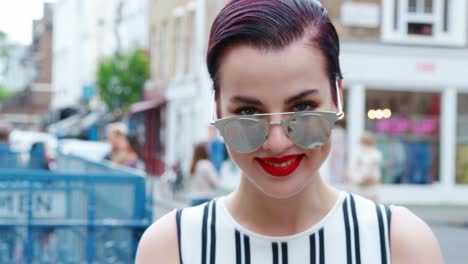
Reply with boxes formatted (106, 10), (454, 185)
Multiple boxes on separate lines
(407, 206), (468, 226)
(407, 206), (468, 263)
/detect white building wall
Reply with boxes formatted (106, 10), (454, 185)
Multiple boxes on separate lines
(52, 0), (148, 109)
(52, 0), (81, 108)
(118, 0), (149, 52)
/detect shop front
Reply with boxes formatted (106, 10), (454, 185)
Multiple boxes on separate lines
(336, 42), (468, 204)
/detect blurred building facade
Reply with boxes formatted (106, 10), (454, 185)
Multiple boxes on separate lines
(326, 0), (468, 204)
(0, 45), (35, 92)
(32, 3), (54, 85)
(0, 3), (53, 128)
(0, 85), (52, 129)
(149, 0), (225, 175)
(150, 0), (468, 204)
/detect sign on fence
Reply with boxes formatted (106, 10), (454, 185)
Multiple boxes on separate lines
(0, 192), (66, 218)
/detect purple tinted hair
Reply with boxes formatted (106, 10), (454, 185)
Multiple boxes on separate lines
(207, 0), (342, 105)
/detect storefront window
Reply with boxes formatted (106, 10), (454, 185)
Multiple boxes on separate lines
(365, 90), (440, 184)
(456, 94), (468, 184)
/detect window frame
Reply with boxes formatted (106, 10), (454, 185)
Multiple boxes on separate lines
(381, 0), (467, 46)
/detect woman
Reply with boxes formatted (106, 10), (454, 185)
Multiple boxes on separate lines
(136, 1), (443, 263)
(121, 134), (145, 170)
(188, 143), (222, 206)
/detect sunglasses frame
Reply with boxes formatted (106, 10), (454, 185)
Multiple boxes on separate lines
(210, 78), (344, 152)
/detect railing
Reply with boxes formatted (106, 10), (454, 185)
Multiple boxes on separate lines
(0, 153), (151, 263)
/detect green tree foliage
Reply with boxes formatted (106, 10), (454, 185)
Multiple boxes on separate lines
(0, 86), (14, 102)
(96, 50), (149, 112)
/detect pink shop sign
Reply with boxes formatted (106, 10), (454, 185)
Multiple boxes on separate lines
(376, 118), (438, 136)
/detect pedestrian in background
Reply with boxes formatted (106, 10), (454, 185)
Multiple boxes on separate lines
(188, 142), (221, 206)
(104, 122), (128, 163)
(28, 142), (50, 170)
(0, 121), (14, 153)
(137, 1), (443, 263)
(347, 131), (383, 202)
(122, 134), (145, 171)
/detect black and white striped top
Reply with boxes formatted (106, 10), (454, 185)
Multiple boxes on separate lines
(176, 192), (392, 264)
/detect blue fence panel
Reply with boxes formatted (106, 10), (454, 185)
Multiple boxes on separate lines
(54, 153), (144, 176)
(0, 152), (24, 169)
(0, 169), (150, 263)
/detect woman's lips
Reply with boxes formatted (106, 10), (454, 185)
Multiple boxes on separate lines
(256, 154), (304, 177)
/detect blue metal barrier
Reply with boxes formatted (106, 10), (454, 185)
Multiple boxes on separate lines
(0, 154), (151, 263)
(0, 153), (23, 169)
(54, 153), (144, 176)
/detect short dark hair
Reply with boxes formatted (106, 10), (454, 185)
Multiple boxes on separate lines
(190, 142), (209, 175)
(207, 0), (342, 105)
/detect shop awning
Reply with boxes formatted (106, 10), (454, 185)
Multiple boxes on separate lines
(129, 97), (166, 114)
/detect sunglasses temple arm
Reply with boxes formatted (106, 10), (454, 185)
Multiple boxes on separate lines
(335, 78), (344, 118)
(210, 90), (216, 124)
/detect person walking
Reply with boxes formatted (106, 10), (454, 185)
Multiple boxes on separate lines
(121, 134), (145, 170)
(188, 142), (221, 206)
(136, 1), (443, 263)
(104, 122), (129, 163)
(347, 131), (383, 202)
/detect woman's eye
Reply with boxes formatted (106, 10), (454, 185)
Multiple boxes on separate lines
(234, 107), (258, 115)
(293, 102), (318, 112)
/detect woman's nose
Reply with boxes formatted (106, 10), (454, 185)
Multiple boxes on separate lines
(261, 123), (295, 154)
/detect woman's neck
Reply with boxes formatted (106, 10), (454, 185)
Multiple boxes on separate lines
(225, 174), (340, 236)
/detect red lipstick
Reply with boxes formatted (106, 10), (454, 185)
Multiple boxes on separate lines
(256, 154), (304, 177)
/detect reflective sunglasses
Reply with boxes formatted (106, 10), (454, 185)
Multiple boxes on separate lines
(211, 80), (344, 153)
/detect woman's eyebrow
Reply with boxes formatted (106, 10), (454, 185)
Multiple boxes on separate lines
(230, 96), (263, 105)
(285, 89), (318, 104)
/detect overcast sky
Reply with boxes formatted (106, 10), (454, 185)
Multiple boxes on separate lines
(0, 0), (56, 45)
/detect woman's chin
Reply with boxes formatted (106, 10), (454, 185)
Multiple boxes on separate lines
(256, 180), (311, 200)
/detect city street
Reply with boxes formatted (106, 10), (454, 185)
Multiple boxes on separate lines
(431, 223), (468, 263)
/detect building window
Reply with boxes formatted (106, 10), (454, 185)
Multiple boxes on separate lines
(381, 0), (467, 46)
(456, 94), (468, 184)
(365, 90), (440, 184)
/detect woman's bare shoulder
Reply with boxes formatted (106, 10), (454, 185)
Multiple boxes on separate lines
(390, 206), (443, 264)
(135, 210), (180, 264)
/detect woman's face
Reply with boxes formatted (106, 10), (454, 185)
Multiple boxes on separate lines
(217, 40), (339, 199)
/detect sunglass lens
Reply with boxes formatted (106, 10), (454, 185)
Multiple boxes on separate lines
(286, 114), (333, 149)
(222, 118), (267, 153)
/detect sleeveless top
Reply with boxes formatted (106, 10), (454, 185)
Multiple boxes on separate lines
(176, 192), (392, 264)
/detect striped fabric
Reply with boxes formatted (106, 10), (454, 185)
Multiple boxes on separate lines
(176, 192), (392, 264)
